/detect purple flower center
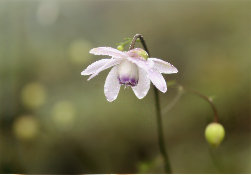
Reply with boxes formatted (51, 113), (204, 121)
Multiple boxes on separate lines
(118, 76), (138, 87)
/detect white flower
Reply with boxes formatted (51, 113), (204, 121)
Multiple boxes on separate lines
(81, 47), (178, 102)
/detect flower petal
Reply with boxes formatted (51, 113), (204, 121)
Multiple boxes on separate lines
(104, 66), (120, 102)
(125, 56), (154, 72)
(81, 59), (110, 75)
(87, 58), (123, 80)
(148, 58), (178, 74)
(132, 68), (150, 99)
(90, 47), (127, 58)
(147, 69), (167, 93)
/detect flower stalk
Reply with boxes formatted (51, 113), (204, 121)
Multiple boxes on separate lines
(184, 88), (219, 123)
(129, 34), (172, 173)
(163, 84), (219, 123)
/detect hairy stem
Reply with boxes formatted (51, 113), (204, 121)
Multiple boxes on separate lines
(130, 34), (172, 173)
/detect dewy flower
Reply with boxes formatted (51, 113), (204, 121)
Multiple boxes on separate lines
(81, 47), (178, 102)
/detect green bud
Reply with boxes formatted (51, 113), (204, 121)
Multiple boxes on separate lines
(137, 49), (149, 60)
(205, 122), (225, 147)
(117, 45), (124, 51)
(131, 48), (149, 60)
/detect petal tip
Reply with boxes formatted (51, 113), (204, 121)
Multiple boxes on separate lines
(87, 76), (93, 81)
(106, 97), (116, 102)
(137, 95), (146, 100)
(89, 48), (96, 54)
(173, 67), (178, 73)
(81, 71), (86, 75)
(161, 87), (167, 93)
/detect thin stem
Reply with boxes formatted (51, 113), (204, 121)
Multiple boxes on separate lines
(129, 34), (150, 54)
(184, 87), (219, 123)
(153, 87), (172, 173)
(129, 34), (172, 173)
(162, 84), (219, 123)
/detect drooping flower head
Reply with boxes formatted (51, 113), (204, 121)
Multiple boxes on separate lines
(81, 47), (178, 102)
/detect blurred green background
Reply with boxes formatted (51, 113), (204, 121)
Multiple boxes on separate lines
(0, 0), (250, 173)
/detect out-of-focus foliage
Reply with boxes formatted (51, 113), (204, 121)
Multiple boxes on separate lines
(0, 0), (250, 173)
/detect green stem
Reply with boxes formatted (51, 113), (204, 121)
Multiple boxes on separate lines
(153, 86), (172, 173)
(130, 34), (172, 173)
(162, 83), (219, 123)
(184, 88), (219, 123)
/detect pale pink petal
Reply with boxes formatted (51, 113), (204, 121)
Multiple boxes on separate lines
(148, 58), (178, 74)
(87, 58), (123, 80)
(90, 47), (127, 58)
(147, 69), (167, 93)
(104, 66), (121, 102)
(81, 59), (110, 75)
(132, 68), (150, 99)
(125, 57), (154, 72)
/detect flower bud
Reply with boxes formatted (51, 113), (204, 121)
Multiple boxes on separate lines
(205, 122), (225, 147)
(128, 48), (148, 60)
(117, 45), (124, 51)
(137, 49), (148, 59)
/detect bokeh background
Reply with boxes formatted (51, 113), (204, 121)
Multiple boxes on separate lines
(0, 0), (250, 173)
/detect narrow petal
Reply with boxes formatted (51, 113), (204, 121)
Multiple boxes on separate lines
(148, 58), (178, 74)
(132, 68), (150, 99)
(90, 47), (127, 58)
(81, 59), (110, 75)
(87, 58), (123, 80)
(104, 66), (120, 102)
(147, 69), (167, 93)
